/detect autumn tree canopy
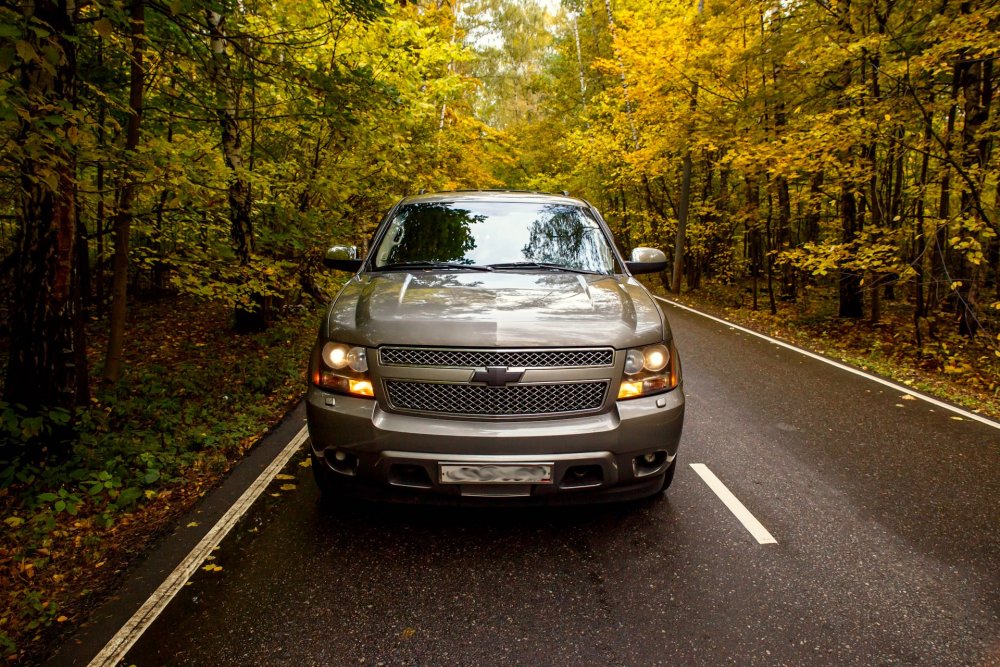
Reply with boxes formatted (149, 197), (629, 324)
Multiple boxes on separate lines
(1, 0), (997, 416)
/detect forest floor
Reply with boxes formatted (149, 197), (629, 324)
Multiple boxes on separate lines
(0, 296), (321, 664)
(645, 279), (1000, 421)
(3, 284), (999, 663)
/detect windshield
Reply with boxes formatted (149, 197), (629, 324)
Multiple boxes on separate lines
(371, 200), (618, 274)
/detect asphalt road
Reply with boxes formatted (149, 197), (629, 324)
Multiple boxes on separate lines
(55, 300), (1000, 666)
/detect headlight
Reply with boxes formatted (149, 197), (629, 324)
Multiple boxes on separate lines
(312, 342), (374, 397)
(618, 341), (679, 399)
(322, 343), (350, 369)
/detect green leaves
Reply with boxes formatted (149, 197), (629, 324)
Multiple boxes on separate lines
(36, 489), (82, 516)
(14, 40), (35, 63)
(93, 18), (113, 40)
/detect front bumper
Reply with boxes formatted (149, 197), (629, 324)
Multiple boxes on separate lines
(305, 384), (684, 504)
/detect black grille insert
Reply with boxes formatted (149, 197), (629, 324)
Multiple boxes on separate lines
(379, 348), (614, 368)
(385, 381), (609, 416)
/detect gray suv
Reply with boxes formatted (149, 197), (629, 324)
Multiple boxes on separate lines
(306, 191), (684, 503)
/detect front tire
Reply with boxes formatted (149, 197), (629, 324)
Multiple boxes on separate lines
(656, 458), (677, 496)
(311, 449), (340, 498)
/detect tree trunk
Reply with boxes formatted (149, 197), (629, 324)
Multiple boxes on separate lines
(776, 174), (792, 301)
(765, 190), (777, 315)
(95, 42), (107, 319)
(914, 131), (930, 351)
(933, 64), (961, 308)
(746, 177), (762, 311)
(671, 82), (698, 295)
(804, 171), (823, 243)
(956, 42), (992, 338)
(4, 0), (79, 412)
(862, 67), (881, 324)
(73, 186), (90, 404)
(839, 183), (864, 318)
(833, 0), (863, 320)
(103, 0), (145, 383)
(206, 10), (263, 332)
(870, 273), (881, 324)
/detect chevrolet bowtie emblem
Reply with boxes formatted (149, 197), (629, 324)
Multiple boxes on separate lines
(471, 366), (525, 387)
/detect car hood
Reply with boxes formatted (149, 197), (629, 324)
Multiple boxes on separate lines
(324, 271), (667, 349)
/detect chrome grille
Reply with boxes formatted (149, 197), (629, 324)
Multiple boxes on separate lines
(385, 381), (609, 416)
(379, 347), (614, 368)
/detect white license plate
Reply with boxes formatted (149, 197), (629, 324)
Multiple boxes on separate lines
(439, 463), (553, 485)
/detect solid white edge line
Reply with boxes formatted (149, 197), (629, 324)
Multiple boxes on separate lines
(87, 425), (310, 667)
(655, 296), (1000, 431)
(690, 463), (777, 545)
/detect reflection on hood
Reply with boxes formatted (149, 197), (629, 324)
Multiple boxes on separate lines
(326, 271), (666, 349)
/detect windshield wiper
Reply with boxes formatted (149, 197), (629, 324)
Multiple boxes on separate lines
(376, 261), (494, 272)
(488, 262), (605, 275)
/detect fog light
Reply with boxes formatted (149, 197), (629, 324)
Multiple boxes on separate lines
(324, 449), (358, 476)
(634, 450), (668, 477)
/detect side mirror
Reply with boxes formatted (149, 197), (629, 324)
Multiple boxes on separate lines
(323, 245), (363, 272)
(626, 247), (668, 275)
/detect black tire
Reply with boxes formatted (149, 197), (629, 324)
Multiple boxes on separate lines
(311, 449), (338, 497)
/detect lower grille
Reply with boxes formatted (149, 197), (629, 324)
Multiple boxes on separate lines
(385, 381), (609, 416)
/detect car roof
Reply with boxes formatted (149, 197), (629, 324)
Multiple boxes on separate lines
(398, 190), (588, 207)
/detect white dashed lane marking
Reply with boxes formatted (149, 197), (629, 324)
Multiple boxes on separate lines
(690, 463), (778, 545)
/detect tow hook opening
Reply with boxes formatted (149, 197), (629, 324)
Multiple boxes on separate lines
(633, 450), (668, 477)
(388, 464), (434, 489)
(324, 449), (359, 476)
(560, 464), (603, 489)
